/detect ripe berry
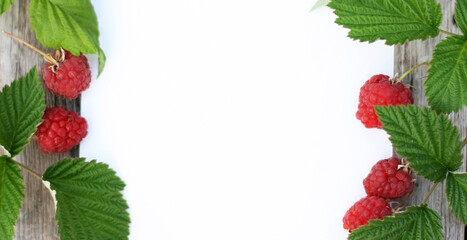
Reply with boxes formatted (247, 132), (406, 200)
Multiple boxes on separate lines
(363, 157), (414, 199)
(1, 32), (92, 99)
(343, 196), (392, 232)
(356, 74), (413, 128)
(36, 107), (88, 153)
(42, 49), (92, 99)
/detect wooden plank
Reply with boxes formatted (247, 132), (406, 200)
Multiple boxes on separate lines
(0, 0), (80, 239)
(394, 0), (465, 239)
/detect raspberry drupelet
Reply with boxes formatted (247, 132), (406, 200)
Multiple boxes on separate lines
(363, 157), (414, 199)
(42, 49), (91, 99)
(343, 196), (392, 232)
(36, 106), (88, 153)
(356, 74), (413, 128)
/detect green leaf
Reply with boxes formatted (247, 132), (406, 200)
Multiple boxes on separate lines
(0, 0), (14, 15)
(375, 105), (463, 182)
(455, 0), (467, 35)
(425, 36), (467, 113)
(349, 205), (443, 240)
(310, 0), (330, 11)
(0, 156), (25, 240)
(29, 0), (106, 75)
(446, 172), (467, 224)
(98, 47), (106, 77)
(328, 0), (442, 45)
(43, 158), (130, 240)
(0, 67), (45, 157)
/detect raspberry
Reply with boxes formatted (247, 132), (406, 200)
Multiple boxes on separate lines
(356, 74), (413, 128)
(343, 196), (392, 232)
(42, 49), (91, 99)
(36, 107), (88, 153)
(363, 157), (414, 199)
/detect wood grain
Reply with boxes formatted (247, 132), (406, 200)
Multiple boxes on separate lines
(394, 0), (466, 239)
(0, 0), (80, 239)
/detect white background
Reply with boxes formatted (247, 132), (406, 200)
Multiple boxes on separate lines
(82, 1), (394, 239)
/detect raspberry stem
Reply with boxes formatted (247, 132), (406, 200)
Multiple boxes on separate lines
(422, 182), (439, 205)
(11, 158), (42, 181)
(394, 192), (412, 211)
(398, 62), (430, 83)
(2, 31), (59, 67)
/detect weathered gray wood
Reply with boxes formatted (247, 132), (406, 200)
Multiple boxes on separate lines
(0, 0), (80, 239)
(394, 0), (466, 239)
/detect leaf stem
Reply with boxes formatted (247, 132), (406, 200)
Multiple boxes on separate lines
(439, 29), (458, 36)
(2, 31), (59, 66)
(399, 62), (430, 82)
(422, 182), (438, 205)
(462, 136), (467, 148)
(11, 158), (42, 181)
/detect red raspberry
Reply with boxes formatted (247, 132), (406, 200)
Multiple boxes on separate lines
(363, 157), (414, 199)
(343, 196), (392, 232)
(42, 49), (91, 99)
(356, 74), (413, 128)
(36, 107), (88, 153)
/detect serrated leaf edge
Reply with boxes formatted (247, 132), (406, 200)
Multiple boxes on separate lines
(349, 205), (443, 240)
(446, 172), (467, 224)
(0, 67), (45, 157)
(0, 156), (25, 240)
(328, 0), (442, 45)
(375, 105), (463, 182)
(43, 158), (130, 240)
(425, 36), (467, 113)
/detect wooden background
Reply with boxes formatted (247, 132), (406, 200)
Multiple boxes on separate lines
(395, 0), (466, 239)
(0, 0), (466, 239)
(0, 0), (79, 239)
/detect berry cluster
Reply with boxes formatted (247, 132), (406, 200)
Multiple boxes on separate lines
(343, 196), (392, 231)
(363, 157), (413, 199)
(3, 32), (91, 153)
(36, 107), (88, 153)
(37, 49), (91, 153)
(356, 74), (413, 128)
(343, 157), (414, 232)
(343, 75), (415, 232)
(42, 49), (92, 99)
